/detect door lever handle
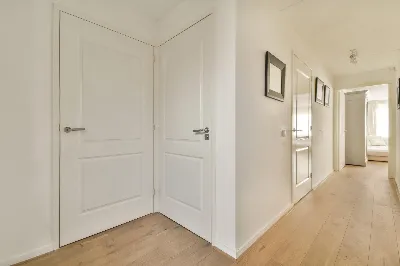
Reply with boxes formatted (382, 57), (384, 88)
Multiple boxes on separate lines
(193, 127), (210, 134)
(64, 127), (86, 133)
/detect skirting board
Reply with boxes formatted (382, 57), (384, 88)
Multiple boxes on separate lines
(368, 156), (389, 162)
(312, 171), (334, 190)
(213, 242), (237, 259)
(394, 178), (400, 197)
(0, 244), (55, 266)
(236, 203), (294, 258)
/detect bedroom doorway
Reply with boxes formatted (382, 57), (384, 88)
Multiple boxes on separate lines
(337, 84), (390, 169)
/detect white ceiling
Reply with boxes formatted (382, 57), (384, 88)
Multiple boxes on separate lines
(276, 0), (400, 77)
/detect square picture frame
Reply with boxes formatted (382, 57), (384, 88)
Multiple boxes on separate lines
(265, 51), (286, 102)
(315, 77), (324, 105)
(324, 85), (331, 107)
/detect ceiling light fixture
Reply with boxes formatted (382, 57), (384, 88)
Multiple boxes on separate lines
(350, 49), (358, 65)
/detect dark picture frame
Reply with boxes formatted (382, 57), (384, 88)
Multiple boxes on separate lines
(265, 51), (286, 102)
(324, 85), (331, 107)
(315, 77), (324, 105)
(397, 83), (400, 110)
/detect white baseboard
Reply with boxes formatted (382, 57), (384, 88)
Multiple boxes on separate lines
(236, 203), (294, 258)
(0, 244), (55, 266)
(394, 178), (400, 197)
(213, 241), (237, 259)
(312, 171), (334, 190)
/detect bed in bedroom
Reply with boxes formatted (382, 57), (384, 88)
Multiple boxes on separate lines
(367, 136), (389, 162)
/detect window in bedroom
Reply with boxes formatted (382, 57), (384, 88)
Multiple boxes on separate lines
(375, 102), (389, 138)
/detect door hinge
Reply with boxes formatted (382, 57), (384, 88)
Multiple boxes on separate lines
(310, 173), (313, 178)
(153, 188), (156, 197)
(59, 124), (61, 132)
(153, 125), (156, 131)
(153, 55), (156, 63)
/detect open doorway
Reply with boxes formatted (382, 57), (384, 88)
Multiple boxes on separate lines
(338, 84), (389, 169)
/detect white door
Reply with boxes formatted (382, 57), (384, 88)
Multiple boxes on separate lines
(157, 16), (214, 242)
(345, 92), (367, 166)
(292, 55), (313, 203)
(339, 91), (346, 169)
(60, 13), (154, 246)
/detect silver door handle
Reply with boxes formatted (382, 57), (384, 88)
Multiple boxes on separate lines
(64, 127), (86, 133)
(193, 127), (210, 134)
(292, 129), (303, 132)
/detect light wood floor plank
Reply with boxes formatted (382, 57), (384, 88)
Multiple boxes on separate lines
(299, 204), (353, 266)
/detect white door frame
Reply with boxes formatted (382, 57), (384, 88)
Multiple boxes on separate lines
(51, 6), (216, 250)
(333, 81), (397, 179)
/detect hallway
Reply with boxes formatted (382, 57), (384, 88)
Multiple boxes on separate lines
(237, 162), (400, 265)
(16, 163), (400, 266)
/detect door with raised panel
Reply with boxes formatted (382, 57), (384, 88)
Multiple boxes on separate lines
(60, 13), (154, 246)
(292, 55), (313, 203)
(157, 16), (214, 241)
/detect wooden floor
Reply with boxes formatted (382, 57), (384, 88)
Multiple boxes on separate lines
(17, 162), (400, 266)
(237, 162), (400, 266)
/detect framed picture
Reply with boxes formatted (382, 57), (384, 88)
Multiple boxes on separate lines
(397, 83), (400, 110)
(324, 85), (331, 107)
(265, 51), (286, 102)
(315, 77), (324, 105)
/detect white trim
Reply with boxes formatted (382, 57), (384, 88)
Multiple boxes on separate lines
(394, 178), (400, 198)
(333, 89), (340, 171)
(312, 171), (334, 190)
(0, 244), (55, 266)
(236, 203), (294, 258)
(213, 241), (237, 259)
(153, 46), (160, 213)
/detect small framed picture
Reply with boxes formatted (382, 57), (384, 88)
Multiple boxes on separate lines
(265, 51), (286, 102)
(324, 85), (331, 107)
(397, 83), (400, 110)
(315, 77), (324, 105)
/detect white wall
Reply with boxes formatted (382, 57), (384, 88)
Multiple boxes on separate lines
(0, 0), (54, 265)
(334, 68), (397, 179)
(235, 0), (334, 255)
(56, 0), (157, 45)
(367, 85), (389, 101)
(212, 0), (237, 257)
(156, 0), (215, 45)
